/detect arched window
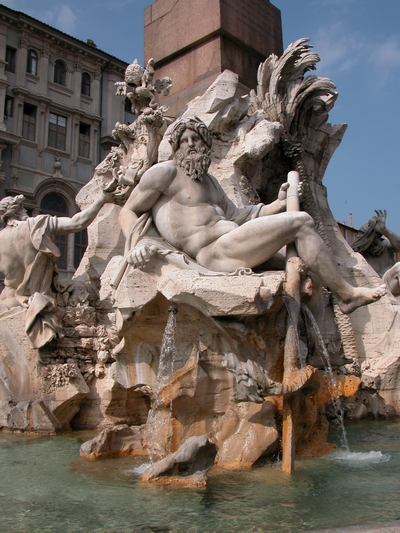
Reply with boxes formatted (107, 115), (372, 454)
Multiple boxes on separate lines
(41, 193), (68, 269)
(81, 72), (91, 96)
(54, 60), (66, 85)
(27, 49), (38, 75)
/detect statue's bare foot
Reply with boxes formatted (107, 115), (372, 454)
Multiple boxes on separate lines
(337, 284), (387, 315)
(282, 365), (316, 395)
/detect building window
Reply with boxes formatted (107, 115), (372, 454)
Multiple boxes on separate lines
(74, 229), (88, 268)
(5, 46), (16, 73)
(27, 49), (38, 75)
(54, 60), (66, 85)
(81, 72), (91, 96)
(22, 103), (37, 141)
(78, 123), (90, 158)
(4, 96), (14, 118)
(40, 193), (68, 270)
(48, 113), (67, 150)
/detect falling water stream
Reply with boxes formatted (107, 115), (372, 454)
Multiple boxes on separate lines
(157, 305), (178, 382)
(301, 304), (350, 452)
(146, 305), (178, 463)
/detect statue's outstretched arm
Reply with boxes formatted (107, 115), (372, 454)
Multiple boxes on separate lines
(55, 183), (117, 235)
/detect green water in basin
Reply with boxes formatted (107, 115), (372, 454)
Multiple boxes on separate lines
(0, 418), (399, 533)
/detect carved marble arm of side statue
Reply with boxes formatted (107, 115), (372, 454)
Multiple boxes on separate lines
(55, 178), (118, 235)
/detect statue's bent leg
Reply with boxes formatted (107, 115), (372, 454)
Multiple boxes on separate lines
(196, 211), (386, 313)
(196, 212), (312, 272)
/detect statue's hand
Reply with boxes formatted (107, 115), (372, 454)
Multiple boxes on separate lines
(127, 243), (158, 269)
(277, 182), (290, 209)
(374, 209), (387, 234)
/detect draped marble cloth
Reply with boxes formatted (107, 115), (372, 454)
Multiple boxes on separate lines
(14, 215), (63, 349)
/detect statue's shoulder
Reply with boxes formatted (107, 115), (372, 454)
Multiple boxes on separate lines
(141, 160), (177, 190)
(149, 159), (177, 173)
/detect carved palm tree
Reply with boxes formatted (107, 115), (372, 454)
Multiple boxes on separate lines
(250, 39), (359, 371)
(250, 38), (339, 178)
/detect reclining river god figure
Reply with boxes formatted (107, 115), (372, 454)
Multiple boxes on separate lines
(119, 116), (386, 315)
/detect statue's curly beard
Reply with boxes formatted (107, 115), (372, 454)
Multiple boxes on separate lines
(175, 145), (211, 181)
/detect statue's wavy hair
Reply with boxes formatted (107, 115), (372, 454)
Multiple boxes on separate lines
(169, 116), (212, 153)
(0, 194), (25, 223)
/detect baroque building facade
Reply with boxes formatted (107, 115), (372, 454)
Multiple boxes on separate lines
(0, 5), (132, 279)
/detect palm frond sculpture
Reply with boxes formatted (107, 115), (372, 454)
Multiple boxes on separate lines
(250, 38), (340, 169)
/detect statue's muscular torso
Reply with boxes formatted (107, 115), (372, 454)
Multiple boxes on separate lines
(131, 161), (239, 259)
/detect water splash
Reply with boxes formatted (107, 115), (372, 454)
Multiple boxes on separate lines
(126, 462), (152, 475)
(325, 450), (391, 467)
(301, 304), (350, 452)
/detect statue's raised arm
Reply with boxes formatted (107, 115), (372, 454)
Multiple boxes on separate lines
(352, 209), (400, 278)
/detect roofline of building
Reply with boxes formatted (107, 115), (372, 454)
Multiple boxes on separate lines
(337, 221), (356, 231)
(0, 3), (129, 69)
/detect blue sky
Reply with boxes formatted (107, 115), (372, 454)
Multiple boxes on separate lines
(2, 0), (400, 231)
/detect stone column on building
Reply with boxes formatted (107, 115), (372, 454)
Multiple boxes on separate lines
(37, 99), (49, 154)
(0, 23), (10, 185)
(15, 32), (29, 88)
(71, 115), (80, 181)
(0, 23), (10, 133)
(91, 67), (102, 164)
(37, 44), (50, 94)
(74, 61), (82, 96)
(66, 234), (76, 282)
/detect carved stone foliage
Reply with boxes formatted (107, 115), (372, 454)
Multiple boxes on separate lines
(115, 58), (172, 114)
(77, 61), (172, 211)
(249, 38), (338, 163)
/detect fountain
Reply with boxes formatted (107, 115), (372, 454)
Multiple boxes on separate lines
(1, 39), (400, 494)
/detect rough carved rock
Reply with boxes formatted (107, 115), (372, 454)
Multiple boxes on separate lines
(214, 401), (279, 468)
(0, 308), (89, 431)
(80, 424), (147, 459)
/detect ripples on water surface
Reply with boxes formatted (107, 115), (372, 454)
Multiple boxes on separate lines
(0, 418), (400, 532)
